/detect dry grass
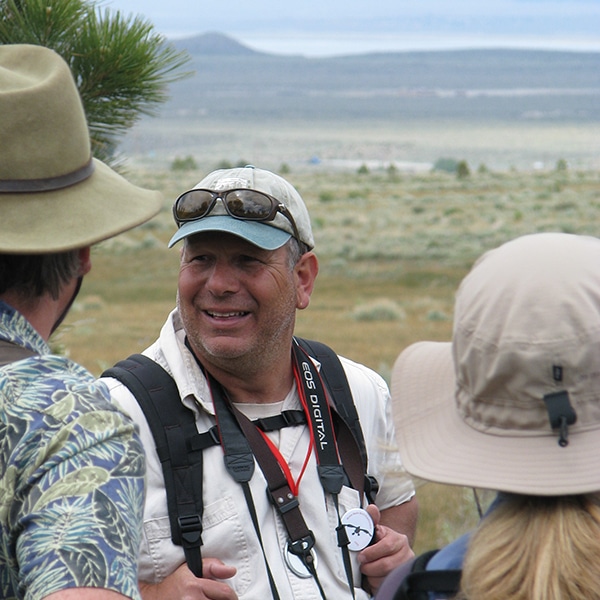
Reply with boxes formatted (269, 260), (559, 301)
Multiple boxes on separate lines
(54, 163), (600, 554)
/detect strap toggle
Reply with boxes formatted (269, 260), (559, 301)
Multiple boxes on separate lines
(543, 390), (577, 447)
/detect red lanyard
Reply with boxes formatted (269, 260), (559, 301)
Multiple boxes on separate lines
(256, 359), (318, 496)
(257, 427), (312, 497)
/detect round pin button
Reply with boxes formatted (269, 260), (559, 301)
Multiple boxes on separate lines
(341, 508), (375, 551)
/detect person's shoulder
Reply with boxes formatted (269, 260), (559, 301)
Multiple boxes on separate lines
(375, 546), (465, 600)
(337, 354), (389, 395)
(426, 532), (471, 570)
(300, 337), (388, 395)
(10, 353), (115, 413)
(99, 343), (165, 393)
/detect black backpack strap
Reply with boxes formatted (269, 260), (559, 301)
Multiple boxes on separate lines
(295, 337), (378, 503)
(0, 339), (36, 366)
(393, 550), (462, 600)
(102, 354), (204, 578)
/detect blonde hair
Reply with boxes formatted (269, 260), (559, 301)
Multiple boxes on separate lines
(458, 494), (600, 600)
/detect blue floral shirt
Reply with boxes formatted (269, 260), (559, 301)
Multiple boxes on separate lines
(0, 302), (145, 600)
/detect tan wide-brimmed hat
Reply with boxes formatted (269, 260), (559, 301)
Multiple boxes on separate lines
(0, 44), (162, 253)
(391, 232), (600, 496)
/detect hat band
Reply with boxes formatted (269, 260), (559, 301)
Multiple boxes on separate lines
(0, 159), (95, 193)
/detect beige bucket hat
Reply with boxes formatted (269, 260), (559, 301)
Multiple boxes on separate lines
(0, 44), (162, 253)
(391, 232), (600, 496)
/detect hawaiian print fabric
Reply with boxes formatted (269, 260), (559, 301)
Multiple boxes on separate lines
(0, 302), (145, 600)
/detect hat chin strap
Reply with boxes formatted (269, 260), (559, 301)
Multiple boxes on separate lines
(51, 275), (83, 335)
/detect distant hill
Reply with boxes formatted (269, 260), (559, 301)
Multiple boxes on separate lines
(159, 33), (600, 124)
(172, 32), (265, 56)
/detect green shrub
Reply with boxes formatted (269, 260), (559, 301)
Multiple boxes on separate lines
(318, 191), (335, 203)
(426, 310), (449, 322)
(171, 155), (197, 171)
(351, 299), (406, 322)
(433, 157), (459, 173)
(457, 160), (471, 179)
(555, 158), (568, 172)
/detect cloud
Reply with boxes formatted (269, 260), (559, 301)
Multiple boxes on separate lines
(106, 0), (600, 51)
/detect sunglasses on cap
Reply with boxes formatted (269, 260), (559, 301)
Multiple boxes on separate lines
(173, 188), (301, 241)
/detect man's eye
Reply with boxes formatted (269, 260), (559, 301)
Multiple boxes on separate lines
(240, 254), (261, 263)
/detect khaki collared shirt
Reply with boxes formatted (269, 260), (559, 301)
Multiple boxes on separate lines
(104, 309), (415, 600)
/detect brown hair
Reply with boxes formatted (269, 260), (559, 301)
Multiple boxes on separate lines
(0, 251), (80, 300)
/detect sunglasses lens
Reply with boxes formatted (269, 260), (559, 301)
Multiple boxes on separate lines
(225, 190), (274, 220)
(176, 190), (215, 221)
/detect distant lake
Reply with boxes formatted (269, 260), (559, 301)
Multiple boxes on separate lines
(229, 32), (600, 57)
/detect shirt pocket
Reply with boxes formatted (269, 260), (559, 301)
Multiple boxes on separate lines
(202, 494), (261, 596)
(201, 494), (254, 595)
(142, 516), (179, 582)
(142, 494), (253, 595)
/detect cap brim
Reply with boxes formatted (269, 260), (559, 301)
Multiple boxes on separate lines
(0, 159), (162, 253)
(168, 215), (292, 250)
(391, 341), (600, 495)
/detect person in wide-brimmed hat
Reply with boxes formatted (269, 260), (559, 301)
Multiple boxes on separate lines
(376, 232), (600, 600)
(0, 44), (162, 600)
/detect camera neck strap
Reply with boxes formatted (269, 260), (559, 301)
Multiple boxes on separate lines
(291, 341), (359, 599)
(204, 342), (361, 599)
(208, 365), (327, 598)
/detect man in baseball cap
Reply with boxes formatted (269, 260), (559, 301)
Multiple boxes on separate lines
(104, 165), (419, 599)
(0, 44), (162, 600)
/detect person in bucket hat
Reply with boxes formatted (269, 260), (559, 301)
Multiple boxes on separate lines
(102, 165), (418, 599)
(0, 44), (162, 600)
(376, 232), (600, 600)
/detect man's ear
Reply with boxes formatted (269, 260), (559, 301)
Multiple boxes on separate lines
(78, 246), (92, 276)
(295, 251), (319, 310)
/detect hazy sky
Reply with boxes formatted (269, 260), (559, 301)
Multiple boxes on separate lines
(104, 0), (600, 56)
